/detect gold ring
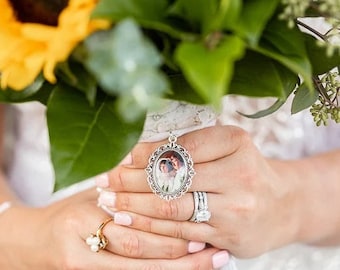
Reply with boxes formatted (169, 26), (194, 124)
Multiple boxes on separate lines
(86, 218), (113, 252)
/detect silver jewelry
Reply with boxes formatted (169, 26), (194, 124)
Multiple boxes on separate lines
(189, 191), (211, 223)
(86, 218), (113, 252)
(145, 133), (195, 201)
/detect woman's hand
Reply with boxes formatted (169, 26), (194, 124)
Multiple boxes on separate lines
(98, 125), (306, 258)
(0, 187), (229, 269)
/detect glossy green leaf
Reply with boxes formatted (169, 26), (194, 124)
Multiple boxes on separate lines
(256, 18), (313, 91)
(291, 83), (319, 114)
(56, 61), (97, 106)
(167, 73), (205, 104)
(47, 84), (144, 191)
(219, 0), (242, 30)
(304, 34), (340, 75)
(175, 35), (245, 106)
(92, 0), (169, 21)
(168, 0), (218, 33)
(229, 51), (298, 98)
(235, 0), (281, 45)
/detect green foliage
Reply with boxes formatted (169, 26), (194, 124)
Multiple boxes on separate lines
(47, 84), (144, 190)
(1, 0), (340, 190)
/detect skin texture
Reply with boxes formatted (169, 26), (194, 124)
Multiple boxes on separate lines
(0, 105), (225, 269)
(100, 125), (340, 258)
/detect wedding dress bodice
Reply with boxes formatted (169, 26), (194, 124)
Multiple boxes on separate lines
(4, 96), (340, 270)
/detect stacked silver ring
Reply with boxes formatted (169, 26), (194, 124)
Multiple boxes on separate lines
(189, 191), (211, 223)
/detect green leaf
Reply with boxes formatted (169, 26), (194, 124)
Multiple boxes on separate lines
(229, 51), (298, 98)
(168, 0), (218, 33)
(175, 35), (245, 106)
(304, 34), (340, 75)
(84, 19), (163, 93)
(47, 84), (144, 191)
(236, 62), (298, 118)
(219, 0), (242, 30)
(238, 98), (286, 119)
(83, 19), (168, 121)
(56, 61), (97, 106)
(167, 73), (205, 104)
(234, 0), (281, 45)
(92, 0), (169, 21)
(291, 83), (319, 114)
(0, 75), (52, 104)
(255, 18), (313, 91)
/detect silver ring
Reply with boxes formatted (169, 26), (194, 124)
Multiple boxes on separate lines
(189, 191), (211, 223)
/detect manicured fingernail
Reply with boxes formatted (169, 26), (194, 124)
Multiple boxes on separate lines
(95, 173), (109, 188)
(188, 241), (206, 253)
(97, 191), (116, 207)
(212, 250), (229, 269)
(114, 212), (132, 226)
(99, 205), (116, 217)
(120, 152), (132, 166)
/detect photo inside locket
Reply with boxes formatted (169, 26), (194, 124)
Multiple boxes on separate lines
(154, 150), (186, 194)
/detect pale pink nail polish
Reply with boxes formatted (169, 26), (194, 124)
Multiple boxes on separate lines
(95, 173), (109, 188)
(119, 152), (132, 166)
(114, 212), (132, 226)
(212, 250), (229, 269)
(98, 191), (116, 207)
(188, 241), (206, 253)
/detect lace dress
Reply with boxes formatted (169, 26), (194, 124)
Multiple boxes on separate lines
(3, 96), (340, 270)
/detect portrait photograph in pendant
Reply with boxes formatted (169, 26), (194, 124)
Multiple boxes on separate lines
(146, 143), (195, 200)
(155, 151), (186, 194)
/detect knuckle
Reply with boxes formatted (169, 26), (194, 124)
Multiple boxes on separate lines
(141, 264), (163, 270)
(109, 167), (125, 191)
(230, 126), (252, 149)
(171, 221), (184, 239)
(164, 241), (185, 259)
(188, 260), (205, 270)
(116, 194), (130, 211)
(141, 216), (153, 233)
(179, 134), (199, 154)
(158, 200), (179, 219)
(121, 233), (143, 258)
(60, 255), (83, 270)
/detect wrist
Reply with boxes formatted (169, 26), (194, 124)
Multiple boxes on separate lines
(267, 159), (306, 246)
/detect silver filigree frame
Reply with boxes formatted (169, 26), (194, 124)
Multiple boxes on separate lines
(145, 134), (195, 200)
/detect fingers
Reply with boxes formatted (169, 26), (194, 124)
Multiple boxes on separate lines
(114, 192), (228, 223)
(104, 157), (233, 193)
(84, 248), (230, 270)
(81, 205), (204, 260)
(103, 222), (192, 259)
(114, 211), (215, 244)
(129, 125), (246, 169)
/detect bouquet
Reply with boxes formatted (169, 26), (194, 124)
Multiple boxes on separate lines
(0, 0), (339, 190)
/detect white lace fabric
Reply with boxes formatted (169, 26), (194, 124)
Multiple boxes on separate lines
(3, 96), (340, 270)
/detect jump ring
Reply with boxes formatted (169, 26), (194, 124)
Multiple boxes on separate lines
(86, 218), (113, 252)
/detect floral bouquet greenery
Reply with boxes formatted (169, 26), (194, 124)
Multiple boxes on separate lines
(0, 0), (339, 190)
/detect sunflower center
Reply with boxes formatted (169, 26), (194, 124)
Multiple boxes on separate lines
(8, 0), (69, 26)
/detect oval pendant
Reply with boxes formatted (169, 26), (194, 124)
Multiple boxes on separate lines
(145, 133), (195, 200)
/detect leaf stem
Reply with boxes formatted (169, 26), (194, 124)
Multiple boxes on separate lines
(296, 19), (326, 41)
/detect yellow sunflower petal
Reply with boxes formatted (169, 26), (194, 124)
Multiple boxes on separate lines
(0, 0), (110, 90)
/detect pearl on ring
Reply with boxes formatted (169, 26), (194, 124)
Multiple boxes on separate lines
(86, 218), (113, 252)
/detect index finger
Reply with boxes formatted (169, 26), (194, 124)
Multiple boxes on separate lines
(129, 125), (246, 169)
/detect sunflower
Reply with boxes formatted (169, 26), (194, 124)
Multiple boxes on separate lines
(0, 0), (110, 90)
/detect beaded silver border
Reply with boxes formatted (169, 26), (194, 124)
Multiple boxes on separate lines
(145, 134), (195, 201)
